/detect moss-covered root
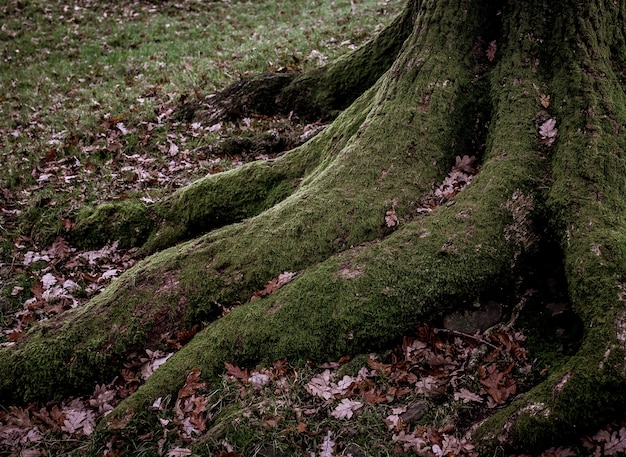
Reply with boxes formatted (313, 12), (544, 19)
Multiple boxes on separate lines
(273, 0), (416, 120)
(70, 86), (377, 252)
(474, 0), (626, 451)
(104, 64), (548, 424)
(190, 0), (416, 124)
(104, 0), (550, 419)
(70, 3), (417, 251)
(0, 0), (499, 406)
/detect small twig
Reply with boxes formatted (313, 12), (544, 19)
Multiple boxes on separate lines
(434, 327), (500, 352)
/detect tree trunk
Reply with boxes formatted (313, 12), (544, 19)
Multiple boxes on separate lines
(2, 0), (626, 453)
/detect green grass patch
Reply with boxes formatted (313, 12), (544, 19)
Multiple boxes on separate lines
(0, 0), (402, 246)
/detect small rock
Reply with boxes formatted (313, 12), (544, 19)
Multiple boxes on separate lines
(400, 400), (429, 424)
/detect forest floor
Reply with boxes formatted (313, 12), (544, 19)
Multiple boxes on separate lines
(1, 1), (624, 456)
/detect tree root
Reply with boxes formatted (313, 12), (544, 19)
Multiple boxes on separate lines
(183, 0), (416, 124)
(0, 0), (502, 407)
(3, 0), (626, 454)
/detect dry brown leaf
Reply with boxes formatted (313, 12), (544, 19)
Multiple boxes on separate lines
(224, 362), (250, 382)
(539, 94), (551, 108)
(479, 363), (517, 404)
(385, 208), (398, 227)
(296, 422), (307, 433)
(250, 271), (296, 301)
(178, 368), (206, 398)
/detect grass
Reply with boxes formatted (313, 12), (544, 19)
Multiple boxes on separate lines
(0, 0), (402, 230)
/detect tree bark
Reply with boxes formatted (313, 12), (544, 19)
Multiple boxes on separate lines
(2, 0), (626, 453)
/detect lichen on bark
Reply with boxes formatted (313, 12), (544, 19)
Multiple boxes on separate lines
(2, 0), (626, 453)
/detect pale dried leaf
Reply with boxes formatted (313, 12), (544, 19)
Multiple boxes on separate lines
(539, 118), (558, 145)
(453, 388), (483, 403)
(141, 351), (173, 380)
(305, 370), (333, 400)
(249, 371), (270, 389)
(333, 375), (355, 395)
(331, 398), (363, 419)
(101, 269), (119, 280)
(392, 430), (427, 451)
(385, 208), (398, 227)
(61, 408), (95, 435)
(23, 251), (50, 265)
(41, 273), (57, 289)
(384, 406), (407, 430)
(168, 447), (192, 457)
(319, 430), (335, 457)
(415, 376), (439, 395)
(89, 384), (116, 414)
(22, 427), (44, 444)
(151, 397), (166, 411)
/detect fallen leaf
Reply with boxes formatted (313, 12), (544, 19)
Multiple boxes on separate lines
(61, 408), (95, 435)
(168, 447), (192, 457)
(178, 368), (206, 398)
(539, 118), (558, 146)
(331, 398), (363, 419)
(385, 208), (398, 227)
(305, 370), (333, 400)
(479, 363), (517, 404)
(250, 271), (296, 301)
(319, 430), (335, 457)
(453, 388), (483, 403)
(224, 362), (250, 382)
(261, 414), (281, 429)
(249, 371), (270, 389)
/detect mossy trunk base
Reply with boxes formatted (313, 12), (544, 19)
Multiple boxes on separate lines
(2, 0), (626, 453)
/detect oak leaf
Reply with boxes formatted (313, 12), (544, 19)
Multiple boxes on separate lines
(539, 118), (558, 146)
(305, 369), (333, 400)
(224, 362), (250, 382)
(331, 398), (363, 419)
(453, 388), (483, 403)
(319, 431), (335, 457)
(250, 271), (296, 301)
(61, 408), (95, 435)
(178, 368), (206, 398)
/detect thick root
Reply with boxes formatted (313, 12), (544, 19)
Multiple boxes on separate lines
(4, 1), (626, 454)
(474, 0), (626, 450)
(0, 0), (498, 405)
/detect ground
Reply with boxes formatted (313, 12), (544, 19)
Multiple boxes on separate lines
(2, 0), (626, 456)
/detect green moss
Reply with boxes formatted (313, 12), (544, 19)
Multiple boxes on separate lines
(3, 0), (541, 411)
(276, 0), (416, 120)
(71, 199), (155, 250)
